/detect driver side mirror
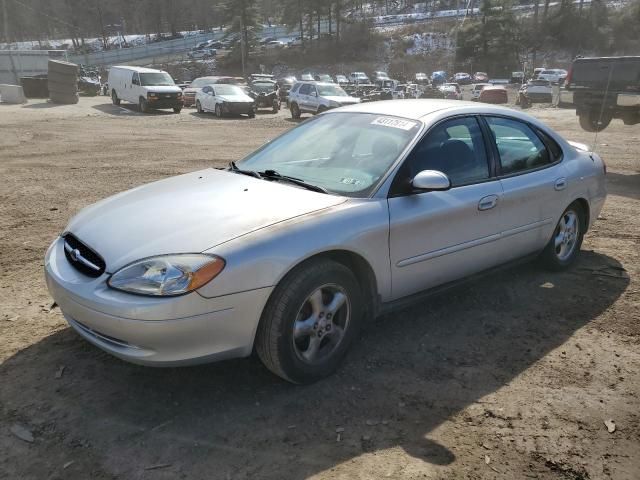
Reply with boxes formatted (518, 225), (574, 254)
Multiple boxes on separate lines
(311, 91), (318, 97)
(411, 170), (451, 191)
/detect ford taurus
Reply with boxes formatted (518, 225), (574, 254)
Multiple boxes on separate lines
(45, 100), (607, 383)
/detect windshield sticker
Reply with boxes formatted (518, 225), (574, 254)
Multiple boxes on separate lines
(371, 117), (417, 130)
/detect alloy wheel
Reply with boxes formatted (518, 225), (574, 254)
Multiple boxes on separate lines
(554, 210), (579, 261)
(292, 284), (350, 364)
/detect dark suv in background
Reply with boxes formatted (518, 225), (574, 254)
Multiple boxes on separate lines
(564, 56), (640, 132)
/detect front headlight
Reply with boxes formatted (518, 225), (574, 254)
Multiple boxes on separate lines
(108, 254), (225, 296)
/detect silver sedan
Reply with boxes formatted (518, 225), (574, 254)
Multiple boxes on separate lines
(45, 100), (607, 383)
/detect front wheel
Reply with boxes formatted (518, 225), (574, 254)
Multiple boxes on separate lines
(540, 203), (585, 270)
(139, 97), (149, 113)
(196, 100), (203, 113)
(290, 102), (301, 119)
(255, 259), (363, 384)
(111, 90), (120, 105)
(173, 107), (182, 114)
(215, 103), (222, 118)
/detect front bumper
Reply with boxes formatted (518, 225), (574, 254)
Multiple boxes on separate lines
(147, 97), (184, 109)
(221, 102), (255, 114)
(44, 237), (272, 366)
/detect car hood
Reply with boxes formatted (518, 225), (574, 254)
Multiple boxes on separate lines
(218, 94), (253, 102)
(66, 169), (347, 272)
(143, 85), (182, 93)
(326, 96), (360, 104)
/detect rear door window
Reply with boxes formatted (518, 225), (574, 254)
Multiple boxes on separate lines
(485, 117), (552, 174)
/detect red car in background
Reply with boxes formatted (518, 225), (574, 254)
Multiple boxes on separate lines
(479, 85), (508, 104)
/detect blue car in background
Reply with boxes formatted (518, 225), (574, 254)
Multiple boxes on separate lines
(431, 70), (447, 85)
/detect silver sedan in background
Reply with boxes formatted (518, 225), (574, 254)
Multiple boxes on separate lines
(45, 100), (607, 383)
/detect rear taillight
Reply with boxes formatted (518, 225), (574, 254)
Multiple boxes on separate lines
(565, 65), (573, 86)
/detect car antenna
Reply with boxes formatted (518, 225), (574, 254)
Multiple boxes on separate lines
(591, 62), (614, 155)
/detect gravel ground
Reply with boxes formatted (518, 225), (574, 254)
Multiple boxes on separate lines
(0, 97), (638, 480)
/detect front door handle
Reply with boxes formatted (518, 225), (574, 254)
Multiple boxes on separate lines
(554, 177), (567, 190)
(478, 194), (498, 211)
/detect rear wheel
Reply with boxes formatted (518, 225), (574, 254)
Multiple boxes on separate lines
(256, 259), (363, 384)
(579, 110), (611, 132)
(540, 203), (585, 270)
(290, 102), (301, 119)
(173, 107), (182, 114)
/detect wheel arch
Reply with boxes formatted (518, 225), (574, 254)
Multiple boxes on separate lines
(267, 249), (380, 320)
(572, 197), (591, 231)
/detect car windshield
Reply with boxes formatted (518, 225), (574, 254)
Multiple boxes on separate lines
(317, 84), (347, 96)
(139, 72), (175, 86)
(252, 82), (275, 93)
(216, 85), (244, 96)
(237, 113), (421, 196)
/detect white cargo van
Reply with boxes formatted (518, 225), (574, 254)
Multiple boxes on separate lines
(108, 66), (184, 113)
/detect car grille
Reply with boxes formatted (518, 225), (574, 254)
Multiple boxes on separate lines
(63, 233), (106, 278)
(227, 102), (251, 110)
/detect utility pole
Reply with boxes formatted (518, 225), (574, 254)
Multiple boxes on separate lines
(239, 14), (246, 77)
(2, 0), (10, 46)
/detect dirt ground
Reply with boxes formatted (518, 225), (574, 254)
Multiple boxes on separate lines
(0, 97), (638, 480)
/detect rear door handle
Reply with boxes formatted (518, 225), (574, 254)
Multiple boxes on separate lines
(478, 194), (499, 211)
(554, 177), (567, 190)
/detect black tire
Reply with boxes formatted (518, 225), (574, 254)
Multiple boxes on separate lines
(111, 90), (120, 105)
(47, 70), (78, 85)
(579, 111), (611, 132)
(290, 102), (301, 119)
(48, 59), (78, 76)
(139, 97), (149, 113)
(196, 100), (203, 113)
(272, 99), (280, 113)
(317, 105), (328, 114)
(47, 80), (78, 95)
(256, 259), (363, 384)
(540, 203), (585, 271)
(248, 111), (256, 118)
(215, 103), (222, 118)
(173, 107), (182, 114)
(49, 91), (79, 104)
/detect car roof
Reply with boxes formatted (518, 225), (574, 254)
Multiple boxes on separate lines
(333, 99), (549, 126)
(332, 99), (481, 119)
(112, 66), (165, 73)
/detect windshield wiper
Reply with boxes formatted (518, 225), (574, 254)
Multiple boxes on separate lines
(259, 169), (328, 194)
(228, 161), (261, 179)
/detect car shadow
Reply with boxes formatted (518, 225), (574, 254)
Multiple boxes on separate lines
(187, 111), (253, 120)
(0, 251), (628, 478)
(91, 103), (176, 116)
(19, 100), (65, 109)
(605, 172), (640, 200)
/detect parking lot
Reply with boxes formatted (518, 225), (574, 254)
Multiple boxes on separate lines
(0, 96), (638, 479)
